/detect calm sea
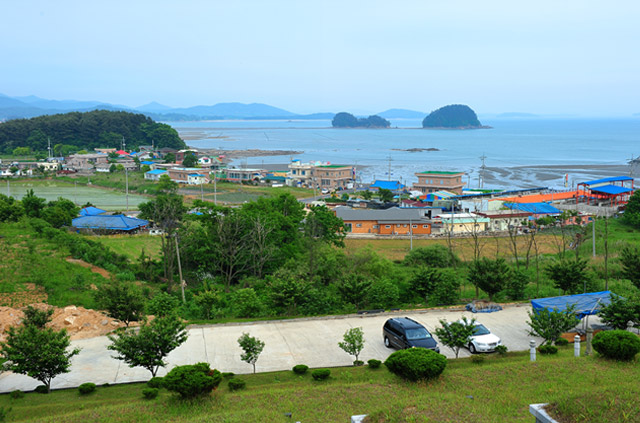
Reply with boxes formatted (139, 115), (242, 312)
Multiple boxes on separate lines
(169, 118), (640, 190)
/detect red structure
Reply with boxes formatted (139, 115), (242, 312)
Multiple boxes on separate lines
(576, 176), (635, 206)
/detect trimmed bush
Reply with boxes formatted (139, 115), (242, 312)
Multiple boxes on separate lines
(163, 363), (222, 398)
(78, 383), (96, 395)
(311, 369), (331, 381)
(384, 348), (447, 382)
(222, 372), (235, 379)
(367, 359), (382, 369)
(292, 364), (309, 375)
(555, 338), (569, 346)
(34, 385), (49, 394)
(494, 345), (508, 356)
(538, 344), (558, 355)
(471, 355), (485, 364)
(592, 330), (640, 361)
(147, 377), (164, 389)
(228, 378), (246, 391)
(353, 360), (364, 367)
(142, 387), (159, 400)
(9, 390), (24, 399)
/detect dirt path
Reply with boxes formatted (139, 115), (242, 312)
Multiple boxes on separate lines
(65, 257), (111, 279)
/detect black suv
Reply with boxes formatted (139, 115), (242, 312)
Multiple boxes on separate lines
(383, 317), (440, 352)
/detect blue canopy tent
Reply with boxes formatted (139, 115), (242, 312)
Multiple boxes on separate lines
(531, 291), (615, 330)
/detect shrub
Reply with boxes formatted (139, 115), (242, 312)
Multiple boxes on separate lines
(228, 378), (246, 391)
(367, 279), (400, 309)
(34, 385), (49, 394)
(353, 360), (364, 366)
(292, 364), (309, 375)
(367, 359), (382, 369)
(163, 363), (222, 398)
(311, 369), (331, 381)
(494, 345), (508, 356)
(147, 377), (164, 389)
(222, 372), (236, 379)
(9, 390), (24, 399)
(555, 338), (569, 346)
(471, 355), (485, 364)
(384, 348), (447, 381)
(0, 406), (10, 422)
(78, 383), (96, 395)
(142, 387), (159, 400)
(592, 330), (640, 361)
(538, 344), (558, 355)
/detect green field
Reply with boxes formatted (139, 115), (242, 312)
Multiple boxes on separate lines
(1, 348), (638, 422)
(4, 179), (149, 210)
(88, 234), (162, 260)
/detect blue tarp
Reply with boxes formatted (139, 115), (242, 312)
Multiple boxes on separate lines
(72, 215), (149, 231)
(145, 169), (167, 175)
(531, 291), (615, 319)
(580, 176), (633, 186)
(370, 180), (405, 190)
(589, 185), (633, 195)
(504, 202), (560, 214)
(466, 302), (503, 313)
(79, 206), (107, 216)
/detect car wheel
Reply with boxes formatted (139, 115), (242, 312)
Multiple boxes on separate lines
(384, 336), (392, 348)
(469, 343), (477, 354)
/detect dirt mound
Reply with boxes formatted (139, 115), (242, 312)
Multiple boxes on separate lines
(0, 303), (132, 342)
(0, 283), (48, 307)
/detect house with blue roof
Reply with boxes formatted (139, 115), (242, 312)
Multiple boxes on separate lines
(577, 176), (635, 207)
(79, 206), (107, 216)
(369, 180), (405, 194)
(72, 215), (149, 233)
(145, 169), (168, 181)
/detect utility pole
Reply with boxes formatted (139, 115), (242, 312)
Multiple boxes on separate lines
(479, 153), (487, 189)
(47, 137), (52, 159)
(7, 179), (10, 197)
(125, 167), (129, 212)
(200, 178), (204, 201)
(592, 216), (596, 258)
(387, 155), (393, 181)
(74, 181), (77, 205)
(213, 171), (217, 205)
(174, 235), (186, 304)
(409, 218), (413, 250)
(121, 136), (126, 152)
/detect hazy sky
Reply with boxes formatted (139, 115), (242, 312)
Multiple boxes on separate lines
(2, 0), (639, 116)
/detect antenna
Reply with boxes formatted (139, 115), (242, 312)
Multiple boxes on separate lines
(387, 155), (393, 181)
(121, 136), (126, 152)
(47, 137), (52, 158)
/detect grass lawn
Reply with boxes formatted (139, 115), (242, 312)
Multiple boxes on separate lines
(1, 348), (638, 422)
(88, 234), (162, 260)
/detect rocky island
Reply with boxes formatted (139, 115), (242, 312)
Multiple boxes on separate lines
(332, 112), (390, 128)
(422, 104), (490, 129)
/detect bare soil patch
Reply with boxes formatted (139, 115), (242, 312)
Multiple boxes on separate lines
(65, 257), (111, 279)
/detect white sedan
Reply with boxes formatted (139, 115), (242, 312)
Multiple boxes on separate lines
(467, 322), (502, 353)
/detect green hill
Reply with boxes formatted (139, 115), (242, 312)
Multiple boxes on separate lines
(0, 110), (186, 154)
(422, 104), (484, 129)
(332, 112), (390, 128)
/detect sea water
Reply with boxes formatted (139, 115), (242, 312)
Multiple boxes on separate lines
(169, 118), (640, 190)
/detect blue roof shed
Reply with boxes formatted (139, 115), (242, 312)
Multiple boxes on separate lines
(504, 202), (560, 214)
(72, 215), (149, 231)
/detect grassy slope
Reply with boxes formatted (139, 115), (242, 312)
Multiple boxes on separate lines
(1, 349), (638, 422)
(88, 235), (162, 260)
(0, 222), (110, 308)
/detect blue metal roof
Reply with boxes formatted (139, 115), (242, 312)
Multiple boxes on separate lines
(189, 173), (204, 177)
(145, 169), (167, 175)
(580, 176), (633, 186)
(531, 291), (615, 319)
(504, 202), (560, 214)
(140, 161), (155, 165)
(79, 206), (107, 216)
(590, 185), (633, 195)
(72, 215), (149, 231)
(370, 180), (405, 190)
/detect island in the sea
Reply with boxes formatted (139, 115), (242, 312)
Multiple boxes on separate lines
(422, 104), (490, 129)
(332, 112), (391, 128)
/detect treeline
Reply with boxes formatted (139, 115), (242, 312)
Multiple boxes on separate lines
(332, 112), (390, 128)
(0, 110), (186, 154)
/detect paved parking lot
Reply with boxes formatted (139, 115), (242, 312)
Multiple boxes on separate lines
(0, 304), (543, 393)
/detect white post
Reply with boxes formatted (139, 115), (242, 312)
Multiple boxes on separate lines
(574, 335), (580, 357)
(125, 167), (129, 212)
(409, 218), (413, 250)
(529, 340), (536, 362)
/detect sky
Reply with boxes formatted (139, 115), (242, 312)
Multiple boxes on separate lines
(2, 0), (640, 116)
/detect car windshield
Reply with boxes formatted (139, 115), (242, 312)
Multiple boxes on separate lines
(405, 328), (431, 340)
(473, 324), (491, 336)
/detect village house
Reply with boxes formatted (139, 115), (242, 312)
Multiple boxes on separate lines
(287, 160), (355, 190)
(476, 209), (534, 232)
(175, 149), (198, 164)
(144, 169), (168, 181)
(65, 153), (108, 170)
(334, 206), (432, 235)
(412, 171), (465, 195)
(369, 180), (406, 194)
(167, 167), (210, 184)
(223, 168), (267, 183)
(432, 212), (490, 234)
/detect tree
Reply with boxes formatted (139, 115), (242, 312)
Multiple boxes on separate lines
(597, 295), (640, 330)
(623, 190), (640, 228)
(338, 327), (365, 365)
(404, 245), (456, 268)
(544, 258), (590, 294)
(237, 332), (265, 374)
(526, 304), (579, 345)
(156, 174), (179, 194)
(360, 190), (373, 200)
(378, 188), (394, 203)
(467, 258), (511, 301)
(12, 146), (31, 156)
(94, 280), (145, 327)
(22, 189), (46, 218)
(164, 152), (176, 163)
(146, 291), (181, 317)
(108, 314), (188, 377)
(109, 163), (116, 173)
(337, 274), (371, 309)
(181, 152), (197, 168)
(0, 314), (80, 393)
(22, 305), (54, 328)
(434, 317), (476, 358)
(619, 245), (640, 290)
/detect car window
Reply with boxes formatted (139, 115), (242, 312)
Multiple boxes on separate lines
(405, 327), (431, 340)
(473, 324), (491, 336)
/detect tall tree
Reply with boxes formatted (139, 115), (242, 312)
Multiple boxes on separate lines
(544, 258), (590, 294)
(467, 258), (511, 301)
(94, 280), (145, 327)
(619, 245), (640, 290)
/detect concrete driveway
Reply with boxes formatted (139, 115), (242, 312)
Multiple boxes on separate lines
(0, 304), (543, 393)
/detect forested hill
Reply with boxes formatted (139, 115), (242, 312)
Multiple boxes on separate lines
(422, 104), (484, 129)
(0, 110), (186, 154)
(332, 112), (390, 128)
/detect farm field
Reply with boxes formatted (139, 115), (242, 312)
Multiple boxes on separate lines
(0, 349), (638, 423)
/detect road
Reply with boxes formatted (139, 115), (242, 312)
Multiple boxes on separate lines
(0, 304), (547, 393)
